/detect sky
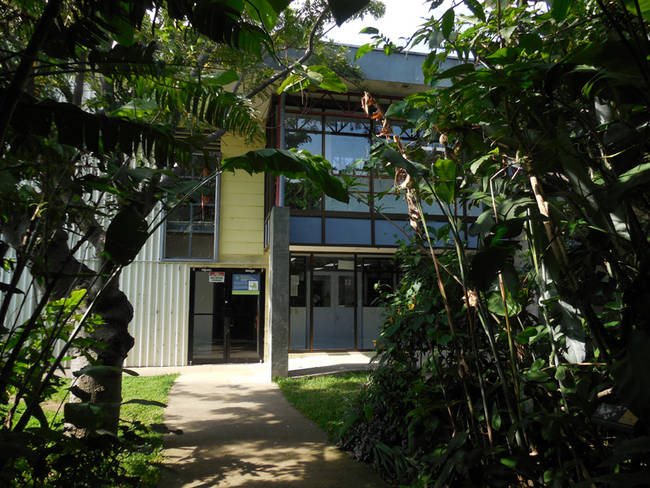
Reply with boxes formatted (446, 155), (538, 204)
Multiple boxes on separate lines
(323, 0), (438, 53)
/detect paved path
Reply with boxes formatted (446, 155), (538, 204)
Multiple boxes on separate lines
(157, 362), (387, 487)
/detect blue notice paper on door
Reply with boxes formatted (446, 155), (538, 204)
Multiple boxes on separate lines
(232, 273), (260, 295)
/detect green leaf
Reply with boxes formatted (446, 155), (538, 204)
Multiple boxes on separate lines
(355, 43), (375, 61)
(487, 291), (521, 317)
(223, 149), (349, 202)
(277, 73), (304, 93)
(433, 63), (475, 81)
(307, 65), (347, 92)
(382, 148), (423, 178)
(360, 27), (379, 35)
(623, 0), (650, 20)
(463, 0), (486, 21)
(519, 33), (543, 52)
(104, 209), (149, 265)
(500, 25), (517, 42)
(549, 0), (571, 22)
(468, 151), (497, 175)
(203, 70), (239, 87)
(433, 158), (456, 203)
(491, 402), (502, 430)
(328, 0), (371, 26)
(246, 0), (284, 31)
(517, 327), (538, 345)
(611, 331), (650, 419)
(523, 369), (550, 382)
(555, 365), (568, 381)
(486, 47), (521, 64)
(441, 9), (455, 39)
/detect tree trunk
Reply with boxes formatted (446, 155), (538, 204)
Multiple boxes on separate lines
(67, 273), (135, 437)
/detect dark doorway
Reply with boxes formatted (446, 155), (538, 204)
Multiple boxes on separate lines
(189, 268), (264, 364)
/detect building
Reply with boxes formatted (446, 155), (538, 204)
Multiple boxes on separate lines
(113, 48), (466, 375)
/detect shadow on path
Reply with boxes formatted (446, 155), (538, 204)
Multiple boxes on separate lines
(158, 368), (387, 488)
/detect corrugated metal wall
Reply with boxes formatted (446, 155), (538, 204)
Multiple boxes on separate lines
(119, 169), (268, 367)
(121, 261), (190, 367)
(4, 135), (270, 369)
(119, 214), (188, 367)
(0, 262), (40, 335)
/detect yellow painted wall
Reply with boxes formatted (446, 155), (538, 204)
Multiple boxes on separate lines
(218, 124), (267, 263)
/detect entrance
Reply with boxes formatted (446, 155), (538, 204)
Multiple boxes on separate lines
(189, 268), (264, 364)
(289, 254), (396, 351)
(312, 269), (355, 349)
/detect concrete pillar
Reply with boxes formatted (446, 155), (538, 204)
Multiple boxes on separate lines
(266, 206), (289, 378)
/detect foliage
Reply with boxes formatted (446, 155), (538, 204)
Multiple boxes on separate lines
(276, 372), (369, 439)
(342, 0), (650, 486)
(0, 374), (177, 487)
(1, 0), (370, 483)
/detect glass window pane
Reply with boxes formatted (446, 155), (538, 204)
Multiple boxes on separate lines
(311, 256), (339, 271)
(193, 271), (214, 313)
(290, 257), (307, 307)
(164, 157), (216, 259)
(374, 219), (412, 246)
(338, 275), (354, 307)
(290, 216), (322, 244)
(290, 256), (308, 350)
(325, 117), (370, 135)
(325, 134), (368, 171)
(286, 131), (322, 154)
(286, 114), (322, 132)
(362, 258), (395, 306)
(421, 198), (443, 216)
(325, 176), (370, 212)
(191, 233), (214, 259)
(286, 179), (322, 210)
(164, 232), (189, 258)
(373, 177), (407, 214)
(312, 275), (331, 307)
(325, 218), (371, 245)
(168, 204), (191, 221)
(360, 307), (384, 349)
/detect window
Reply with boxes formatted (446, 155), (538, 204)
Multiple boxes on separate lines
(280, 99), (474, 247)
(163, 154), (219, 260)
(284, 112), (371, 213)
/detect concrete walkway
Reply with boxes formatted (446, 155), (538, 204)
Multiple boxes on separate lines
(156, 356), (387, 487)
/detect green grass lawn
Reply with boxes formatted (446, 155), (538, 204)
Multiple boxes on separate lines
(31, 373), (178, 487)
(276, 372), (369, 440)
(118, 374), (178, 486)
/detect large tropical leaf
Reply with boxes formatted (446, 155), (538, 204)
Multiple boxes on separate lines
(7, 92), (194, 167)
(189, 0), (272, 57)
(327, 0), (371, 26)
(42, 0), (149, 58)
(223, 149), (349, 202)
(146, 80), (263, 140)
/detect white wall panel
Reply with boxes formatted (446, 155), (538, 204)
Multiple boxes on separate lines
(120, 260), (190, 367)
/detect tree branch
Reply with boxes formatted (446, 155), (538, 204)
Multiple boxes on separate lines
(202, 7), (329, 146)
(0, 0), (62, 157)
(245, 7), (329, 100)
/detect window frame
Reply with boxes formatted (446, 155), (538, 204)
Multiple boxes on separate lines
(160, 156), (221, 262)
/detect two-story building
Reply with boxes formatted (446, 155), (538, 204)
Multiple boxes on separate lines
(117, 47), (468, 376)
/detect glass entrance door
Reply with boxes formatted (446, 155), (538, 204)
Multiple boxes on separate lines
(189, 268), (264, 364)
(311, 256), (356, 349)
